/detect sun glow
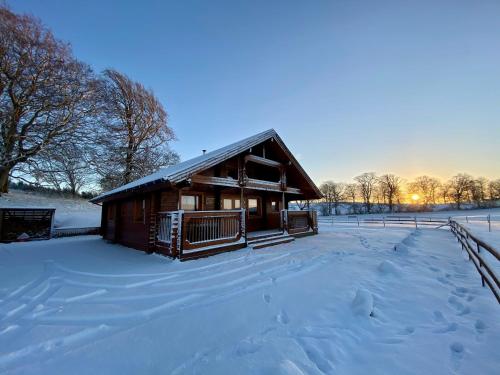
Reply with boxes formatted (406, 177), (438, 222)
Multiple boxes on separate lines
(411, 194), (420, 202)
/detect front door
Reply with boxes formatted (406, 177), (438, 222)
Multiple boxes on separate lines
(266, 198), (281, 230)
(246, 196), (264, 232)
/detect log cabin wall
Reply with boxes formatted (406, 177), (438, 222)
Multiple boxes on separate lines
(103, 195), (152, 251)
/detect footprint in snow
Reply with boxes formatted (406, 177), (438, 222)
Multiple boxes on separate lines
(433, 322), (458, 334)
(263, 294), (271, 304)
(437, 276), (453, 286)
(448, 296), (471, 315)
(475, 320), (486, 334)
(398, 326), (415, 335)
(433, 310), (446, 323)
(450, 342), (465, 358)
(235, 338), (262, 356)
(276, 310), (290, 325)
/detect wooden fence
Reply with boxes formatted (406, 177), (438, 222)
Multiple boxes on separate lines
(53, 227), (100, 238)
(449, 219), (500, 303)
(318, 215), (448, 228)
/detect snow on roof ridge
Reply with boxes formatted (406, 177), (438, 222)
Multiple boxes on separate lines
(91, 129), (277, 202)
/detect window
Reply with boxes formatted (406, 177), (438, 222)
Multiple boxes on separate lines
(222, 197), (241, 210)
(223, 199), (233, 210)
(181, 195), (200, 211)
(248, 198), (260, 216)
(271, 201), (280, 212)
(134, 199), (145, 223)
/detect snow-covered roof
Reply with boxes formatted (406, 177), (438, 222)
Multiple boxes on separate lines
(91, 129), (320, 202)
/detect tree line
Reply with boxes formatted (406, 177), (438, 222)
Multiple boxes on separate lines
(0, 5), (179, 197)
(318, 173), (500, 215)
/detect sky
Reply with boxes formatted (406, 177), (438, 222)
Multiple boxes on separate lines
(10, 0), (500, 185)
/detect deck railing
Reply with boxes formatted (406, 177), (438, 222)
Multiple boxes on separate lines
(182, 210), (245, 252)
(157, 212), (174, 244)
(156, 208), (317, 258)
(286, 209), (318, 235)
(449, 219), (500, 303)
(156, 209), (246, 257)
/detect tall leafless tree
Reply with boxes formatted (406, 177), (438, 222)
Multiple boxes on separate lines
(489, 179), (500, 201)
(319, 181), (345, 215)
(469, 177), (489, 208)
(354, 172), (377, 213)
(0, 6), (96, 193)
(93, 69), (179, 189)
(408, 176), (441, 207)
(378, 174), (402, 213)
(448, 173), (473, 209)
(19, 135), (94, 197)
(344, 183), (357, 213)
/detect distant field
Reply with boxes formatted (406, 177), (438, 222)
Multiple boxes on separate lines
(0, 190), (101, 228)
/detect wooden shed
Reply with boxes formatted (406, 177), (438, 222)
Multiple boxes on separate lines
(91, 129), (322, 259)
(0, 208), (55, 242)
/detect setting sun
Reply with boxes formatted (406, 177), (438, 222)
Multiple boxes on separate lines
(411, 194), (420, 202)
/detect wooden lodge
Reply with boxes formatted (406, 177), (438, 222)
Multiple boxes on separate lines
(90, 129), (322, 260)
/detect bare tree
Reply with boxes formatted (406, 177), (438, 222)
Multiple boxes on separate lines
(19, 137), (94, 197)
(344, 183), (357, 213)
(408, 176), (441, 208)
(469, 177), (489, 208)
(448, 173), (473, 209)
(440, 182), (451, 205)
(0, 6), (96, 193)
(319, 181), (345, 215)
(489, 179), (500, 201)
(92, 69), (178, 189)
(378, 174), (402, 213)
(354, 172), (377, 213)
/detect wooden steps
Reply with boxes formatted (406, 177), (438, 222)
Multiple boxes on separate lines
(247, 231), (295, 250)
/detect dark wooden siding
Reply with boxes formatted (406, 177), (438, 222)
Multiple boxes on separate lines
(160, 191), (178, 211)
(114, 196), (151, 251)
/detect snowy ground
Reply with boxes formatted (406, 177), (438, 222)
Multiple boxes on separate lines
(0, 190), (101, 228)
(0, 226), (498, 374)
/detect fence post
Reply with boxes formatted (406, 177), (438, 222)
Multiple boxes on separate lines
(383, 216), (386, 228)
(488, 214), (491, 232)
(476, 242), (485, 287)
(415, 216), (418, 229)
(357, 216), (360, 227)
(466, 216), (469, 223)
(241, 208), (247, 246)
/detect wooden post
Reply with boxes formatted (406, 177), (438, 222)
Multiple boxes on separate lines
(488, 214), (491, 232)
(477, 242), (485, 287)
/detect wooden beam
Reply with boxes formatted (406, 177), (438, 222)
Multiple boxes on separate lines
(191, 175), (240, 188)
(244, 154), (283, 169)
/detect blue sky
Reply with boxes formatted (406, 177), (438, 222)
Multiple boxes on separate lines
(11, 0), (500, 183)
